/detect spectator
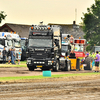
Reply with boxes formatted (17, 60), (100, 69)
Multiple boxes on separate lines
(85, 51), (89, 57)
(94, 51), (100, 72)
(91, 52), (96, 59)
(18, 49), (21, 64)
(69, 50), (75, 58)
(8, 48), (11, 64)
(11, 48), (15, 64)
(2, 47), (7, 64)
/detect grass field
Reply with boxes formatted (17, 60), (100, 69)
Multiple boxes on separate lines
(0, 72), (100, 81)
(0, 61), (27, 67)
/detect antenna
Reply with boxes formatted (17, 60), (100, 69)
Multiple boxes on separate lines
(39, 21), (43, 25)
(75, 8), (77, 23)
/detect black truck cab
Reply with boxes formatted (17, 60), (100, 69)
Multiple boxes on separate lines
(27, 25), (61, 71)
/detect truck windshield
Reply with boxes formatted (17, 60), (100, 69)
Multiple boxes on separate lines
(20, 39), (26, 50)
(21, 40), (25, 46)
(61, 45), (68, 52)
(74, 44), (84, 52)
(29, 39), (52, 47)
(7, 40), (12, 46)
(14, 41), (21, 47)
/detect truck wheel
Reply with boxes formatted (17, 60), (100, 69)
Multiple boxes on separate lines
(53, 60), (59, 71)
(68, 60), (71, 71)
(27, 65), (34, 71)
(62, 60), (71, 71)
(84, 57), (93, 70)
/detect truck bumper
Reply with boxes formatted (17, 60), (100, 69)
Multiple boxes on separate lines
(27, 58), (55, 69)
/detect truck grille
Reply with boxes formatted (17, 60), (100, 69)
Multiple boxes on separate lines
(30, 52), (48, 59)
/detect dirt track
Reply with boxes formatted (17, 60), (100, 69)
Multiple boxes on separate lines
(0, 76), (100, 100)
(0, 67), (96, 77)
(0, 67), (100, 100)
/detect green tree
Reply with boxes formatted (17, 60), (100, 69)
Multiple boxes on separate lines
(82, 0), (100, 51)
(0, 11), (7, 23)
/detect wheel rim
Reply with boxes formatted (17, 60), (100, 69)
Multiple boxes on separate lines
(56, 62), (59, 71)
(68, 64), (70, 71)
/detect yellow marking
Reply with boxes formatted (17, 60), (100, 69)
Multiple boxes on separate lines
(37, 66), (42, 67)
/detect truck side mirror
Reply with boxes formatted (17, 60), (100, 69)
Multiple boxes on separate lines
(55, 39), (59, 46)
(25, 39), (28, 45)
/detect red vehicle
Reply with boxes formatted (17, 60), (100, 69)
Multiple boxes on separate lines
(73, 38), (93, 70)
(74, 39), (86, 58)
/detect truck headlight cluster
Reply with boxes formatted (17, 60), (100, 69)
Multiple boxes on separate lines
(34, 62), (45, 64)
(27, 60), (31, 63)
(29, 48), (34, 52)
(48, 61), (52, 65)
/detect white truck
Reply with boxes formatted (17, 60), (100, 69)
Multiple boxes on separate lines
(0, 32), (21, 61)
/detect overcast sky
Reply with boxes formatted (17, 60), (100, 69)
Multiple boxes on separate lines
(0, 0), (95, 25)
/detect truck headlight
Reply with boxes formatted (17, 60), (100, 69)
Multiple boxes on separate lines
(48, 61), (52, 65)
(27, 60), (31, 63)
(48, 61), (52, 63)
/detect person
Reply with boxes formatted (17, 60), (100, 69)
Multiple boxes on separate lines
(85, 51), (89, 57)
(69, 50), (75, 58)
(94, 51), (100, 72)
(70, 43), (74, 51)
(11, 48), (15, 64)
(13, 48), (16, 64)
(2, 47), (7, 64)
(17, 49), (21, 64)
(91, 52), (96, 59)
(8, 48), (11, 64)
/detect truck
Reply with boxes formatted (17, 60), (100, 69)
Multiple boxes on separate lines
(92, 46), (100, 52)
(0, 32), (21, 61)
(59, 34), (71, 71)
(26, 25), (62, 71)
(20, 37), (27, 61)
(11, 33), (22, 60)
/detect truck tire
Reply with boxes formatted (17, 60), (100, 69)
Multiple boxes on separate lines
(68, 60), (71, 71)
(84, 57), (93, 70)
(63, 60), (71, 71)
(53, 60), (59, 71)
(76, 59), (80, 71)
(27, 65), (34, 71)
